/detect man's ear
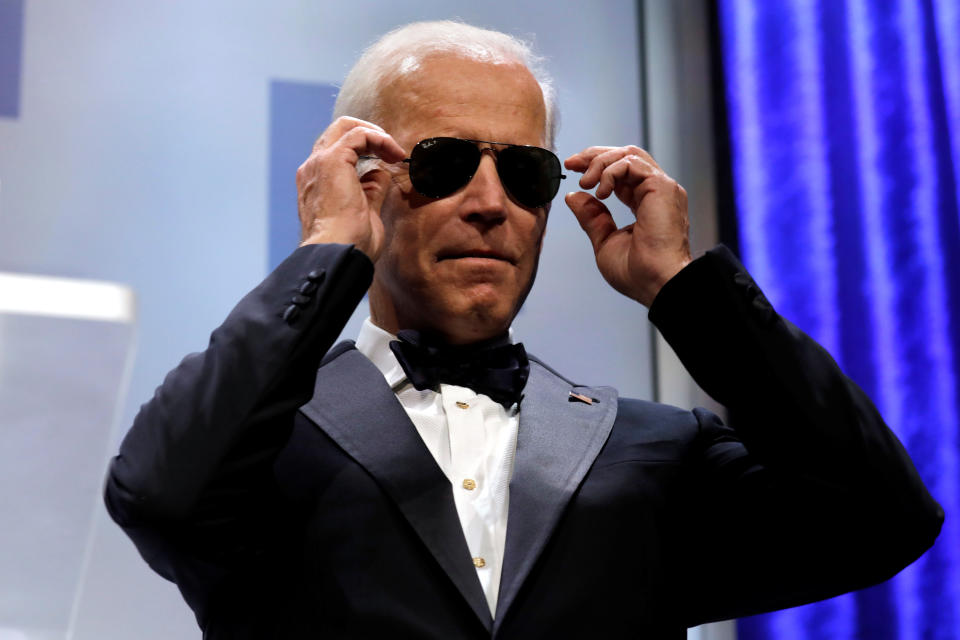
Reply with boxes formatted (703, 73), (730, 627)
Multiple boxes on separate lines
(360, 165), (394, 214)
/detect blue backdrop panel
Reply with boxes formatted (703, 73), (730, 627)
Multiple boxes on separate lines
(0, 0), (24, 117)
(717, 0), (960, 638)
(268, 80), (338, 270)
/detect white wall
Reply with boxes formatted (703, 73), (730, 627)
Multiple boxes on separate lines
(0, 1), (652, 637)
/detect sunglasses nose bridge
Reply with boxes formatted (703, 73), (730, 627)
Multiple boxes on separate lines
(477, 145), (518, 192)
(476, 146), (501, 172)
(477, 144), (500, 159)
(460, 149), (511, 212)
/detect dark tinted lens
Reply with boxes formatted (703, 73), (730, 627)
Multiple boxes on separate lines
(408, 138), (480, 198)
(498, 145), (562, 208)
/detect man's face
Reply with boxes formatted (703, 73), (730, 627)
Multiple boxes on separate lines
(369, 54), (550, 344)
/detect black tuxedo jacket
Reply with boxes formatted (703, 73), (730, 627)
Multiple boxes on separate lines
(104, 243), (943, 638)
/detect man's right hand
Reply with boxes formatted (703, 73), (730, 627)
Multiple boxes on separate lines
(296, 116), (406, 261)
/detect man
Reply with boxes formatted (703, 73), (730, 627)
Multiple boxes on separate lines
(105, 21), (942, 639)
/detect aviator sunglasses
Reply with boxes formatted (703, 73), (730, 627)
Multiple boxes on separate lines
(366, 137), (565, 208)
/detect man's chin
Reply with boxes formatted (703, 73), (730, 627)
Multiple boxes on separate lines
(423, 296), (516, 345)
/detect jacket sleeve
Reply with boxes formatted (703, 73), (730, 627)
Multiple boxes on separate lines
(103, 243), (372, 593)
(647, 245), (944, 626)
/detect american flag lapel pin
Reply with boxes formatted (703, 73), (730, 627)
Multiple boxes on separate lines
(568, 391), (594, 405)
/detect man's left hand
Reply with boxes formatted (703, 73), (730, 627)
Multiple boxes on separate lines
(564, 146), (692, 307)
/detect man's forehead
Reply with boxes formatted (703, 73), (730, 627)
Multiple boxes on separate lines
(378, 54), (547, 145)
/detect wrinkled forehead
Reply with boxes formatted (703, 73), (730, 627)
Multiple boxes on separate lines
(377, 54), (548, 149)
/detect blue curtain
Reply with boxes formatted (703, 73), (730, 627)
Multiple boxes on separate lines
(715, 0), (960, 638)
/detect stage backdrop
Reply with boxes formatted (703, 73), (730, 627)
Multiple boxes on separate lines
(717, 0), (960, 638)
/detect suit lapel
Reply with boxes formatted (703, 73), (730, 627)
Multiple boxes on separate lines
(299, 343), (493, 632)
(493, 359), (619, 631)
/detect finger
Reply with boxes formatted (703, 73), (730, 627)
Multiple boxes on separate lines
(633, 146), (661, 171)
(565, 144), (661, 176)
(313, 116), (387, 152)
(579, 148), (631, 190)
(564, 146), (616, 172)
(596, 155), (660, 200)
(331, 126), (407, 165)
(565, 191), (619, 256)
(582, 148), (659, 191)
(297, 128), (397, 191)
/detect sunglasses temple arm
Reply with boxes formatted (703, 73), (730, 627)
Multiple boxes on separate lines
(356, 155), (411, 162)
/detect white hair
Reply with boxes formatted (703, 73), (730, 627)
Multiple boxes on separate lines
(333, 20), (558, 147)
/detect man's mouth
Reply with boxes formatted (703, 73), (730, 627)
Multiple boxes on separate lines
(437, 249), (514, 264)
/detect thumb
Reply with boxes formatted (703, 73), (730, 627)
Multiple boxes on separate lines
(565, 191), (618, 256)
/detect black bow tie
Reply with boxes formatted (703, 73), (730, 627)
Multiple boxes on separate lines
(389, 330), (529, 409)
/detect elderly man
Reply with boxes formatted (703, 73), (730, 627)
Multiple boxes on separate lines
(105, 21), (942, 639)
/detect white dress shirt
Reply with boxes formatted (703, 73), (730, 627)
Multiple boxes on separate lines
(354, 318), (520, 617)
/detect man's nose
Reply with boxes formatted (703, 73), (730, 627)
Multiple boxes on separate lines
(460, 152), (508, 226)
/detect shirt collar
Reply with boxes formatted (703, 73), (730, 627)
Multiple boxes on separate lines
(355, 318), (408, 390)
